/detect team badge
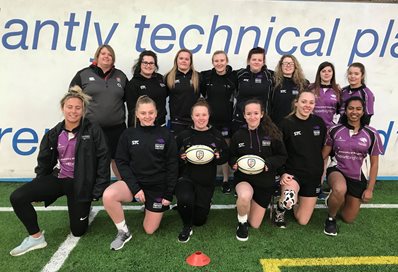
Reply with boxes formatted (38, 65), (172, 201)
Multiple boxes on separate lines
(262, 140), (271, 146)
(196, 150), (204, 160)
(247, 159), (256, 168)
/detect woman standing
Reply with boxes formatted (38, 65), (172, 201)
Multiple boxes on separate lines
(273, 90), (326, 228)
(9, 86), (110, 256)
(232, 47), (274, 132)
(340, 62), (375, 125)
(175, 98), (229, 242)
(165, 49), (200, 134)
(269, 55), (308, 126)
(309, 61), (341, 129)
(230, 99), (287, 241)
(200, 50), (237, 193)
(323, 96), (383, 236)
(70, 45), (127, 179)
(102, 96), (178, 250)
(126, 50), (167, 127)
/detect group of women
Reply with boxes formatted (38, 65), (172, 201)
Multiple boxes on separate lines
(9, 45), (383, 256)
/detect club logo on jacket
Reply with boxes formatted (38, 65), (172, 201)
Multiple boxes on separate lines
(81, 135), (91, 140)
(292, 90), (299, 95)
(131, 140), (139, 145)
(294, 131), (301, 136)
(255, 78), (262, 84)
(89, 77), (95, 81)
(280, 89), (287, 94)
(140, 85), (146, 90)
(313, 126), (321, 136)
(160, 83), (165, 87)
(262, 140), (271, 146)
(175, 79), (180, 84)
(155, 138), (165, 150)
(238, 142), (245, 148)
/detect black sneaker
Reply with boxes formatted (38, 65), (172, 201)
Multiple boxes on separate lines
(324, 217), (338, 236)
(178, 226), (193, 243)
(274, 208), (287, 229)
(236, 222), (249, 241)
(222, 182), (231, 194)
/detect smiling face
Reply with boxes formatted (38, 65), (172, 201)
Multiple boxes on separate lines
(96, 47), (114, 70)
(191, 105), (209, 131)
(62, 97), (83, 128)
(347, 66), (364, 88)
(248, 53), (264, 73)
(177, 51), (191, 73)
(212, 53), (228, 75)
(136, 102), (157, 126)
(346, 100), (364, 125)
(295, 92), (315, 120)
(244, 103), (264, 129)
(281, 57), (295, 77)
(320, 65), (333, 85)
(140, 55), (156, 78)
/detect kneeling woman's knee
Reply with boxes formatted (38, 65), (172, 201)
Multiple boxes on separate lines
(10, 189), (26, 206)
(71, 226), (88, 237)
(143, 225), (158, 235)
(102, 188), (118, 204)
(237, 191), (253, 202)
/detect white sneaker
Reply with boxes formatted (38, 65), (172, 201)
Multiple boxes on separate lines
(10, 233), (47, 256)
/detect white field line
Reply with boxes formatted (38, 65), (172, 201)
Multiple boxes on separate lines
(41, 209), (99, 272)
(1, 203), (398, 212)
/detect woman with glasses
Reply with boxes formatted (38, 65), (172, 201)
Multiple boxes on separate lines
(70, 45), (128, 179)
(126, 50), (168, 127)
(269, 55), (309, 125)
(165, 49), (201, 134)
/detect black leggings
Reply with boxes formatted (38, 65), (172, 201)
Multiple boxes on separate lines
(175, 178), (213, 227)
(10, 175), (91, 237)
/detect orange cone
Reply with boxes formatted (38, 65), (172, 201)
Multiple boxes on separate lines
(186, 251), (211, 267)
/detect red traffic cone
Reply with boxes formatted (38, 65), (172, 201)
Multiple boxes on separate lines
(186, 251), (211, 267)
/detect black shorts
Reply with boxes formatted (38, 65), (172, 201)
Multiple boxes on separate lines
(133, 189), (170, 213)
(234, 178), (273, 209)
(102, 123), (126, 159)
(293, 175), (321, 197)
(326, 166), (367, 199)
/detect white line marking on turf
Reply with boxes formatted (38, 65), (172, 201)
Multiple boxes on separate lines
(41, 209), (99, 272)
(1, 203), (398, 212)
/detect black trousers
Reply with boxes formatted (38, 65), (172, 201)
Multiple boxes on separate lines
(10, 175), (91, 237)
(175, 178), (213, 227)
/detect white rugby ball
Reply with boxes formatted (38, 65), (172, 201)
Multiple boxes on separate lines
(185, 145), (215, 165)
(237, 155), (265, 175)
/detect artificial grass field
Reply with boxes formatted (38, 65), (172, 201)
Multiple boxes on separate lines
(0, 181), (397, 272)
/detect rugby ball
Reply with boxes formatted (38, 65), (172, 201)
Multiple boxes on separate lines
(185, 145), (215, 165)
(237, 155), (265, 175)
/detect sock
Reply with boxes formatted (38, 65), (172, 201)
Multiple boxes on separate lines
(277, 202), (285, 212)
(115, 220), (129, 232)
(237, 214), (248, 223)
